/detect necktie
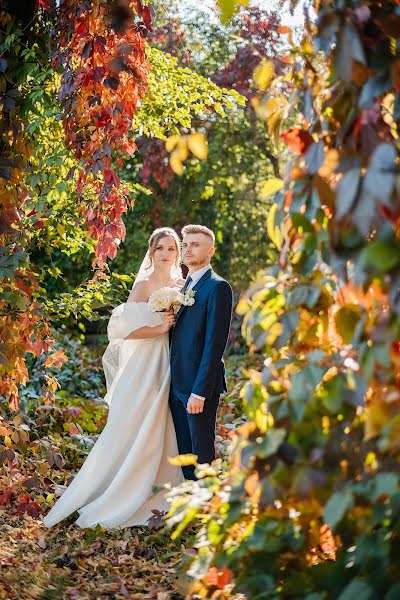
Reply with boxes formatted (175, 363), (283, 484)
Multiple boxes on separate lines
(181, 276), (192, 293)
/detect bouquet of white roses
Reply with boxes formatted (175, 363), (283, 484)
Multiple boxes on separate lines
(148, 287), (195, 314)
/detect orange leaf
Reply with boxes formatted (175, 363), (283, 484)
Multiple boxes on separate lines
(282, 128), (313, 154)
(44, 349), (68, 369)
(205, 566), (233, 589)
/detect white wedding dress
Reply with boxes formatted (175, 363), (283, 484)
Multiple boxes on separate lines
(43, 301), (184, 529)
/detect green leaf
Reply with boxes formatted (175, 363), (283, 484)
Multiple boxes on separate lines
(352, 143), (396, 234)
(336, 168), (361, 219)
(207, 518), (224, 545)
(386, 584), (400, 600)
(360, 241), (400, 273)
(320, 375), (345, 415)
(371, 472), (399, 502)
(289, 365), (326, 420)
(334, 22), (365, 82)
(257, 428), (286, 458)
(324, 489), (353, 529)
(337, 579), (373, 600)
(305, 141), (325, 175)
(335, 305), (361, 344)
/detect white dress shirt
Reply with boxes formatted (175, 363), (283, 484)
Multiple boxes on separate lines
(186, 265), (211, 290)
(186, 265), (211, 402)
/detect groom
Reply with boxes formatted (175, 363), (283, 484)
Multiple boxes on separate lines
(169, 224), (233, 480)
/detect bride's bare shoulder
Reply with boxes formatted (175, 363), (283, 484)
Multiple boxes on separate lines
(127, 280), (150, 303)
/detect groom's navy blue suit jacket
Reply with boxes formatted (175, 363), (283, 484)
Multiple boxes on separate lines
(169, 268), (233, 402)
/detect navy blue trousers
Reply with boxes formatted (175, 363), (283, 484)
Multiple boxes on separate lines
(169, 389), (220, 480)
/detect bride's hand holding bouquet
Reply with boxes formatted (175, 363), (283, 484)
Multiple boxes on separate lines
(148, 286), (195, 332)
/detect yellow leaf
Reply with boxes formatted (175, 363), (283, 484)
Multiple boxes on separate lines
(165, 135), (180, 153)
(46, 493), (55, 505)
(4, 435), (12, 448)
(170, 151), (183, 176)
(245, 472), (260, 496)
(253, 59), (275, 91)
(267, 203), (283, 249)
(265, 96), (286, 117)
(187, 133), (208, 160)
(56, 223), (65, 237)
(313, 174), (335, 209)
(302, 37), (314, 55)
(236, 297), (250, 316)
(319, 149), (339, 178)
(218, 0), (249, 23)
(261, 178), (284, 198)
(267, 108), (284, 146)
(176, 139), (189, 161)
(168, 453), (198, 466)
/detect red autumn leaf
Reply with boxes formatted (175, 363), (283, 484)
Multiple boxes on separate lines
(69, 423), (80, 435)
(35, 0), (53, 10)
(379, 203), (400, 224)
(392, 60), (400, 92)
(104, 169), (120, 187)
(282, 128), (313, 154)
(16, 493), (31, 504)
(205, 566), (233, 589)
(141, 6), (153, 30)
(8, 394), (19, 412)
(43, 349), (68, 369)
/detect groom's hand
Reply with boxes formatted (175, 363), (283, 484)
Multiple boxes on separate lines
(187, 394), (205, 414)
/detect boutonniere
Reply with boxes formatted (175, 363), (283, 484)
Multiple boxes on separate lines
(182, 289), (196, 307)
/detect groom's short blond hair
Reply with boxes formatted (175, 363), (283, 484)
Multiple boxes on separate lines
(181, 224), (215, 245)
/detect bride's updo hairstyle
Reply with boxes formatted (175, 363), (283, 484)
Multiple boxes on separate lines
(146, 227), (181, 269)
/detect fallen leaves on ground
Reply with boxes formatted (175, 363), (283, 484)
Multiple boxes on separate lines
(0, 353), (255, 599)
(0, 510), (186, 599)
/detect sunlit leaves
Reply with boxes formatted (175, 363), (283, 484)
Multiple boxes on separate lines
(140, 47), (244, 140)
(166, 132), (208, 175)
(43, 349), (68, 369)
(253, 59), (275, 91)
(267, 203), (284, 249)
(56, 1), (151, 267)
(260, 178), (284, 199)
(168, 454), (198, 467)
(217, 0), (249, 24)
(334, 305), (362, 344)
(187, 133), (209, 160)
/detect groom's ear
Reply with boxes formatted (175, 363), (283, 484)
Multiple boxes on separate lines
(208, 245), (216, 258)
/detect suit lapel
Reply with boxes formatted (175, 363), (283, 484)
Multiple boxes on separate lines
(175, 268), (212, 324)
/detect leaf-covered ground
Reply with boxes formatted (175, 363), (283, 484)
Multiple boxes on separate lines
(0, 346), (251, 600)
(0, 514), (186, 600)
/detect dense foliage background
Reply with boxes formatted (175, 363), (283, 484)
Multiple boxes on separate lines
(165, 1), (400, 598)
(1, 0), (400, 598)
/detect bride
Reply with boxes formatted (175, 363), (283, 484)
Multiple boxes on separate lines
(43, 227), (185, 529)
